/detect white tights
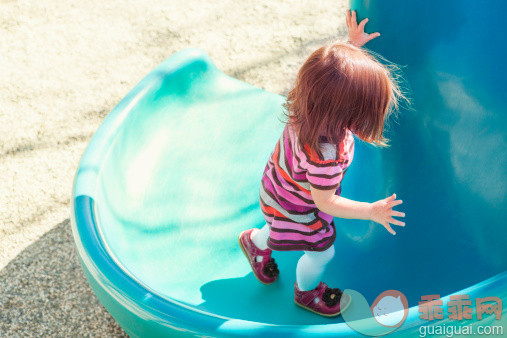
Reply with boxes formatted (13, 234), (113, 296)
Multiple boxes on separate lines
(250, 224), (335, 291)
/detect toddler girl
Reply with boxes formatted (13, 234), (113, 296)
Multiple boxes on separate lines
(239, 10), (406, 317)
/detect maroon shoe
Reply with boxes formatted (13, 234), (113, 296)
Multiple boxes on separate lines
(238, 229), (279, 284)
(294, 281), (351, 317)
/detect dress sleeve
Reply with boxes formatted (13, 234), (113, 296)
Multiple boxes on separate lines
(305, 146), (344, 190)
(297, 133), (355, 191)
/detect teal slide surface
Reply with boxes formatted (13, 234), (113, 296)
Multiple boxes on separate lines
(71, 2), (507, 334)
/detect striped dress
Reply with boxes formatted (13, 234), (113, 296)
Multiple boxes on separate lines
(259, 124), (355, 252)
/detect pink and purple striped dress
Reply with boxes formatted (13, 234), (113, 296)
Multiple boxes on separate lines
(259, 124), (355, 252)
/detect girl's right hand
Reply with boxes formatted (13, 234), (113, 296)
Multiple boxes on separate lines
(346, 10), (380, 48)
(369, 194), (405, 235)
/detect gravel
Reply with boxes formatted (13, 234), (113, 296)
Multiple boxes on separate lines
(0, 0), (347, 335)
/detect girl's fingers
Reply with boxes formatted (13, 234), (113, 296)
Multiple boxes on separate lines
(388, 217), (405, 227)
(384, 222), (396, 235)
(358, 18), (369, 31)
(351, 10), (357, 28)
(368, 32), (381, 41)
(388, 199), (403, 208)
(391, 210), (405, 218)
(346, 10), (351, 27)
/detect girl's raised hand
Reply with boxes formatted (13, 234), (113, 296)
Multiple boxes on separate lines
(369, 193), (405, 235)
(346, 10), (380, 47)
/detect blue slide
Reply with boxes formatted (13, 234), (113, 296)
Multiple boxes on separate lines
(71, 2), (507, 336)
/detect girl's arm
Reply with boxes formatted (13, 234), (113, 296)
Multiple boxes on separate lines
(311, 186), (406, 235)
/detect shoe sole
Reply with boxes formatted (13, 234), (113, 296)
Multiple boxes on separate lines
(294, 294), (352, 317)
(238, 231), (276, 285)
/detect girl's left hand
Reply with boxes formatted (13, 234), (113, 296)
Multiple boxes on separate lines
(346, 10), (380, 48)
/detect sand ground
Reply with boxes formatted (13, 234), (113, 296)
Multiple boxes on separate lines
(0, 0), (348, 335)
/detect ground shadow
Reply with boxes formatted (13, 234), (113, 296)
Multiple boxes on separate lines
(0, 219), (126, 337)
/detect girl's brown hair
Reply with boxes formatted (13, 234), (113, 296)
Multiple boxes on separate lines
(284, 42), (405, 157)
